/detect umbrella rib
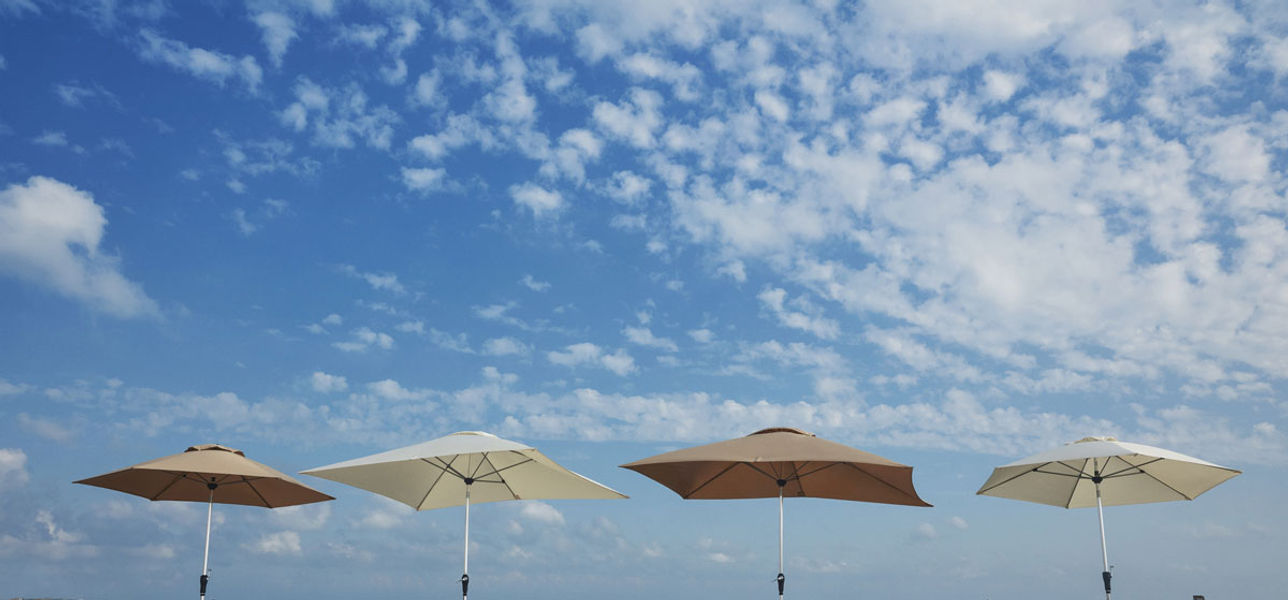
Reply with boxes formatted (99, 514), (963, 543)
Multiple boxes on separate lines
(683, 462), (743, 498)
(744, 462), (783, 482)
(1101, 456), (1162, 479)
(243, 475), (273, 507)
(1134, 464), (1196, 501)
(840, 462), (920, 503)
(415, 458), (453, 509)
(149, 473), (188, 500)
(794, 462), (839, 480)
(1062, 459), (1091, 508)
(481, 452), (520, 500)
(978, 462), (1061, 494)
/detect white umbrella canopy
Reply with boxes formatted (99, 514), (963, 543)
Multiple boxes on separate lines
(977, 436), (1240, 600)
(301, 431), (626, 600)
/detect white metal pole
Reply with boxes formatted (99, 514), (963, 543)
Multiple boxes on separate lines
(777, 483), (785, 600)
(462, 482), (472, 600)
(201, 486), (214, 600)
(1095, 478), (1111, 600)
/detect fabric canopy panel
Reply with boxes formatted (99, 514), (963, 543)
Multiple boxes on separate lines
(976, 436), (1240, 600)
(622, 427), (929, 506)
(75, 443), (333, 507)
(622, 427), (930, 600)
(76, 444), (333, 600)
(977, 437), (1241, 508)
(302, 431), (625, 600)
(301, 431), (624, 509)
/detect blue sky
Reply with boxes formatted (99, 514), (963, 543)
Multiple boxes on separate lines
(1, 0), (1285, 598)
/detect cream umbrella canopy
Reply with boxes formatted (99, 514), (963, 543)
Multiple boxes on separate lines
(75, 444), (334, 600)
(977, 436), (1241, 600)
(621, 427), (932, 600)
(301, 431), (627, 600)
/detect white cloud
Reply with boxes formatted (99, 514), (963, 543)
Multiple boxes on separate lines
(623, 326), (678, 352)
(547, 343), (637, 376)
(367, 378), (431, 401)
(280, 78), (398, 150)
(339, 264), (406, 294)
(758, 288), (840, 340)
(688, 329), (715, 344)
(249, 531), (302, 555)
(982, 70), (1024, 102)
(0, 448), (28, 487)
(333, 328), (394, 353)
(520, 274), (550, 292)
(510, 183), (564, 218)
(138, 29), (262, 92)
(604, 170), (652, 205)
(483, 337), (530, 356)
(1201, 125), (1270, 183)
(401, 167), (446, 193)
(411, 70), (441, 107)
(311, 371), (348, 393)
(335, 23), (385, 48)
(593, 88), (664, 149)
(0, 176), (158, 318)
(519, 502), (565, 525)
(17, 414), (74, 442)
(253, 12), (297, 68)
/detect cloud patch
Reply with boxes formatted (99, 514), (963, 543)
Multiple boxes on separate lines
(0, 177), (158, 318)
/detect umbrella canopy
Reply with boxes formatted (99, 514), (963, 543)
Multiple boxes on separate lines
(301, 431), (626, 600)
(622, 427), (930, 505)
(621, 427), (931, 599)
(76, 443), (333, 507)
(76, 444), (333, 600)
(301, 431), (625, 508)
(977, 436), (1240, 507)
(976, 436), (1240, 600)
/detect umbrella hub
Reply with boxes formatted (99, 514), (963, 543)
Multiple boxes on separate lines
(750, 427), (815, 437)
(1072, 436), (1117, 444)
(185, 444), (245, 456)
(463, 477), (475, 485)
(777, 479), (788, 487)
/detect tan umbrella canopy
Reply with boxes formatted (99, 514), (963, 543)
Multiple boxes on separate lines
(302, 431), (627, 600)
(622, 427), (931, 599)
(977, 436), (1241, 600)
(76, 444), (333, 600)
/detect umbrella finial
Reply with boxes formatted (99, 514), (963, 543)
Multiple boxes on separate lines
(750, 427), (815, 437)
(185, 444), (246, 456)
(1071, 436), (1117, 445)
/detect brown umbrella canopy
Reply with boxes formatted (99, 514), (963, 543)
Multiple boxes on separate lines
(76, 443), (333, 507)
(621, 427), (931, 506)
(76, 444), (333, 600)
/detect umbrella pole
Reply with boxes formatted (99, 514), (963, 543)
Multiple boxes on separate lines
(777, 480), (785, 600)
(462, 479), (472, 600)
(1094, 477), (1111, 600)
(200, 483), (215, 600)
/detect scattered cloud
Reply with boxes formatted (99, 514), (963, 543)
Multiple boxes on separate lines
(339, 264), (406, 294)
(137, 29), (262, 92)
(547, 343), (637, 376)
(311, 371), (348, 393)
(248, 530), (302, 555)
(0, 448), (28, 487)
(0, 176), (158, 318)
(333, 327), (394, 353)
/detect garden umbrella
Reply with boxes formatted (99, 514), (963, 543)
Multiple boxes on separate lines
(75, 444), (333, 600)
(301, 431), (626, 600)
(621, 427), (932, 599)
(977, 436), (1241, 600)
